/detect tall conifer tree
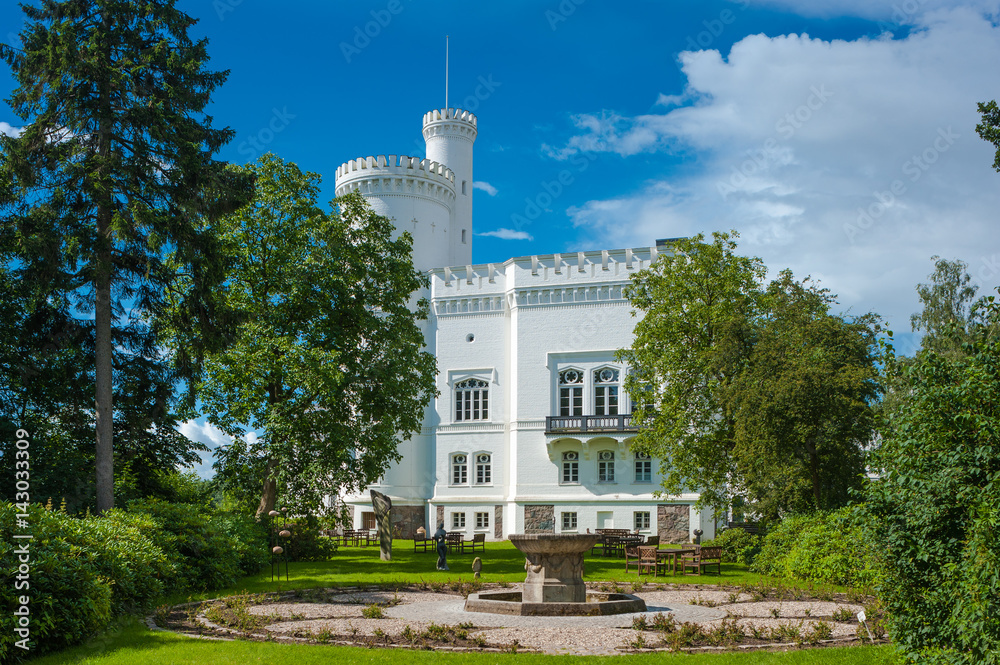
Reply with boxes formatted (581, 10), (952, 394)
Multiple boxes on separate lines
(0, 0), (252, 512)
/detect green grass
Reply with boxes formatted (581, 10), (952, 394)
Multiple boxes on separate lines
(28, 539), (885, 664)
(168, 540), (843, 603)
(28, 617), (900, 665)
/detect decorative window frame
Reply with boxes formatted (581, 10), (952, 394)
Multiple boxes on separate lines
(597, 449), (616, 483)
(561, 450), (580, 484)
(447, 369), (497, 425)
(557, 367), (585, 417)
(451, 452), (469, 486)
(474, 452), (493, 486)
(634, 451), (652, 484)
(593, 366), (621, 416)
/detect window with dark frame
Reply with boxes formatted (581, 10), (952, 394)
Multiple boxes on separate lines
(558, 369), (584, 416)
(635, 452), (652, 483)
(598, 450), (616, 482)
(455, 378), (489, 421)
(593, 367), (620, 416)
(475, 512), (489, 529)
(452, 454), (468, 485)
(562, 512), (578, 530)
(562, 451), (579, 483)
(475, 453), (492, 484)
(634, 511), (651, 531)
(453, 512), (466, 529)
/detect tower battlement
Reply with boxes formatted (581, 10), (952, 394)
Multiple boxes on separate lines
(335, 154), (455, 185)
(334, 154), (457, 207)
(422, 107), (478, 143)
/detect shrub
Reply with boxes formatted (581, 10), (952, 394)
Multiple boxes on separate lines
(865, 314), (1000, 664)
(276, 515), (338, 562)
(702, 526), (761, 565)
(0, 504), (113, 662)
(750, 507), (879, 587)
(127, 497), (244, 592)
(211, 512), (269, 575)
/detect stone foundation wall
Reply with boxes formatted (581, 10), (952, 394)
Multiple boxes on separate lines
(494, 504), (503, 539)
(658, 504), (690, 543)
(391, 505), (425, 540)
(436, 505), (444, 528)
(524, 504), (555, 534)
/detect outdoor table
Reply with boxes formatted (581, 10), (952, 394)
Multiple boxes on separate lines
(656, 547), (698, 575)
(617, 535), (645, 558)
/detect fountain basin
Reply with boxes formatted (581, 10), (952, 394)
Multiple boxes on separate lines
(464, 590), (647, 616)
(510, 533), (599, 603)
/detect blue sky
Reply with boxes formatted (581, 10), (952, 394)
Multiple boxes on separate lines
(3, 0), (1000, 474)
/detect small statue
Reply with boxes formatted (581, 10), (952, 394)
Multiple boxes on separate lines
(433, 521), (449, 570)
(472, 556), (482, 579)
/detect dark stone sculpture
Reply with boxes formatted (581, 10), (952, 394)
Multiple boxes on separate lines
(370, 489), (392, 561)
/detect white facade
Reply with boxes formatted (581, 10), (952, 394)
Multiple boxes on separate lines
(335, 108), (715, 544)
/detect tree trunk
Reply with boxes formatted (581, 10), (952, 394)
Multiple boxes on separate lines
(256, 457), (278, 519)
(94, 8), (114, 514)
(94, 257), (114, 513)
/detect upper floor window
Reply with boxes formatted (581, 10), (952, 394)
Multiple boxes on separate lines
(559, 369), (584, 416)
(598, 450), (616, 482)
(635, 452), (652, 483)
(562, 451), (579, 483)
(452, 454), (468, 485)
(475, 453), (492, 484)
(594, 367), (620, 416)
(455, 379), (489, 421)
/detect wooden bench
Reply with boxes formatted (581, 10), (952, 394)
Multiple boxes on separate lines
(461, 533), (486, 553)
(681, 546), (722, 575)
(413, 537), (435, 553)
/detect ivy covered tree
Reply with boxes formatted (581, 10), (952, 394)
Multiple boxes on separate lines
(0, 0), (253, 512)
(170, 155), (437, 518)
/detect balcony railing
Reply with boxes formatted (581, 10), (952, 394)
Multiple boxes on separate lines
(545, 414), (636, 433)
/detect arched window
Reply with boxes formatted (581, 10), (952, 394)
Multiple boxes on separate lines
(475, 453), (492, 484)
(634, 452), (651, 483)
(561, 451), (579, 484)
(452, 454), (468, 485)
(598, 450), (616, 482)
(455, 379), (489, 421)
(594, 367), (620, 416)
(559, 369), (584, 416)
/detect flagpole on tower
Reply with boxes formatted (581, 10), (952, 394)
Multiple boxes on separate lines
(445, 35), (449, 111)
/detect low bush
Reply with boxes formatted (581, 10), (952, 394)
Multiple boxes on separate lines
(276, 515), (338, 562)
(127, 497), (247, 592)
(750, 507), (879, 588)
(702, 526), (761, 566)
(0, 504), (113, 661)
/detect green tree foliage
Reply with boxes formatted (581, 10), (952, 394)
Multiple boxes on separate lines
(619, 232), (766, 510)
(977, 100), (1000, 172)
(170, 155), (437, 517)
(910, 256), (990, 359)
(728, 271), (881, 517)
(0, 0), (253, 512)
(621, 233), (880, 517)
(866, 299), (1000, 663)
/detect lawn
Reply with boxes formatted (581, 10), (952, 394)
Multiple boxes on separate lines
(169, 539), (847, 603)
(28, 539), (892, 664)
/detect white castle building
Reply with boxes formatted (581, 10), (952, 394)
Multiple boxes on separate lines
(335, 107), (716, 544)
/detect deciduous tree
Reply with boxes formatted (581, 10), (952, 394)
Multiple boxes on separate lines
(173, 155), (436, 518)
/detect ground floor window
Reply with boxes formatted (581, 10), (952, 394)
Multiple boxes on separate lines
(475, 512), (490, 529)
(452, 512), (466, 529)
(634, 511), (651, 531)
(562, 512), (578, 531)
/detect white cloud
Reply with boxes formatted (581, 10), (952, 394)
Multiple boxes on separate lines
(478, 228), (534, 240)
(745, 0), (1000, 21)
(178, 420), (259, 479)
(473, 180), (498, 196)
(557, 6), (1000, 332)
(1, 121), (23, 137)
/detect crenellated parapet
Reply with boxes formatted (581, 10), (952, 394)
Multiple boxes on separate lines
(334, 154), (457, 207)
(422, 107), (478, 143)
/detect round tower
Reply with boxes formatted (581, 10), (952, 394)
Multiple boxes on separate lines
(423, 108), (477, 267)
(335, 154), (456, 272)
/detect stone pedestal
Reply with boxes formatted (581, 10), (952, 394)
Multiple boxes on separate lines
(509, 534), (599, 603)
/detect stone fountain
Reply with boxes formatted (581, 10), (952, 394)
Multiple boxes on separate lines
(464, 533), (647, 616)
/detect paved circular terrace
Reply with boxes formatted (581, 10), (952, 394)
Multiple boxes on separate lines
(201, 586), (867, 656)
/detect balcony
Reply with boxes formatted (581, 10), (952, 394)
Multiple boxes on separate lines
(545, 414), (637, 433)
